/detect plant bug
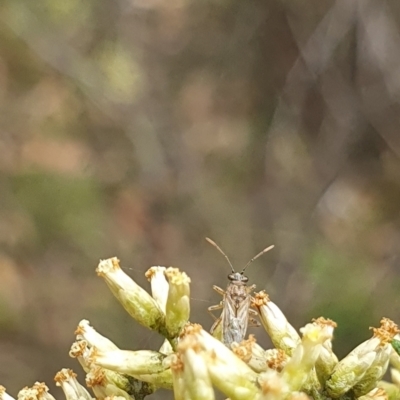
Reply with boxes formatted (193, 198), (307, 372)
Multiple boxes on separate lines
(206, 237), (274, 347)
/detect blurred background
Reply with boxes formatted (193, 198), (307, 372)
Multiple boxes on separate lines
(1, 0), (400, 398)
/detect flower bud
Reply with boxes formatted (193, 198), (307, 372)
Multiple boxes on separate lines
(325, 337), (381, 398)
(177, 337), (215, 400)
(96, 258), (166, 335)
(145, 266), (169, 314)
(85, 366), (132, 400)
(87, 345), (172, 390)
(170, 354), (188, 400)
(312, 318), (338, 385)
(164, 267), (191, 338)
(325, 318), (399, 398)
(90, 348), (168, 376)
(180, 324), (259, 400)
(352, 344), (391, 398)
(253, 292), (300, 356)
(282, 319), (333, 392)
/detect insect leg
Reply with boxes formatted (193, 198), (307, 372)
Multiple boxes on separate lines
(246, 284), (256, 293)
(213, 285), (225, 296)
(248, 317), (261, 328)
(208, 302), (223, 321)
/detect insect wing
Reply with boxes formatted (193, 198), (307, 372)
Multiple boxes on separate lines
(222, 293), (251, 346)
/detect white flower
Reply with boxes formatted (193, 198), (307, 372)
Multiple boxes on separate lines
(178, 343), (215, 400)
(253, 291), (300, 356)
(326, 318), (399, 398)
(145, 266), (169, 314)
(96, 258), (166, 335)
(54, 369), (93, 400)
(69, 340), (91, 372)
(85, 366), (132, 400)
(232, 335), (288, 373)
(0, 387), (15, 400)
(256, 370), (289, 400)
(282, 319), (333, 391)
(164, 267), (191, 338)
(75, 320), (119, 352)
(179, 324), (259, 400)
(17, 383), (56, 400)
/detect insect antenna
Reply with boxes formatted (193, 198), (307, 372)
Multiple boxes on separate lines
(241, 244), (274, 274)
(205, 237), (235, 273)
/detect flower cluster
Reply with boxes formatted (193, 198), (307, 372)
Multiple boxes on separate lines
(2, 257), (400, 400)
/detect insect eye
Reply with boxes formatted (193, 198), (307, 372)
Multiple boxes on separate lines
(241, 275), (249, 282)
(228, 273), (235, 280)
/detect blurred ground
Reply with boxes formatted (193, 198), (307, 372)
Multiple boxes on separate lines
(1, 1), (400, 399)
